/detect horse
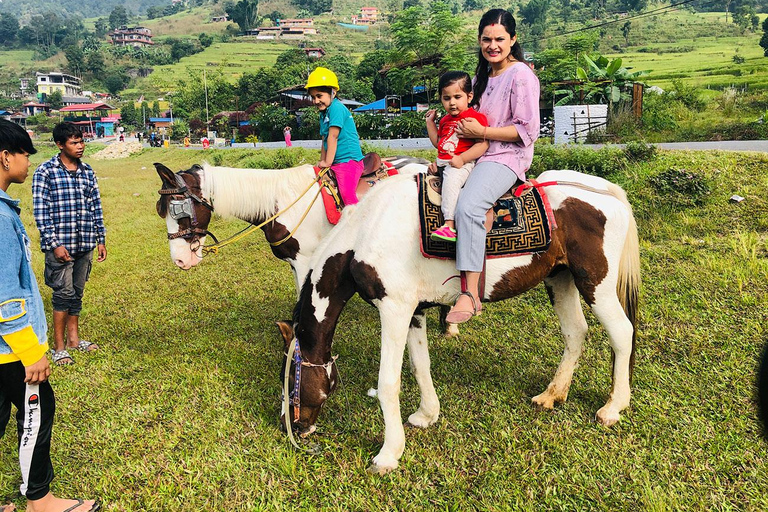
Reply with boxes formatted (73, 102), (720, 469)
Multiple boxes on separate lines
(153, 157), (429, 294)
(276, 169), (641, 474)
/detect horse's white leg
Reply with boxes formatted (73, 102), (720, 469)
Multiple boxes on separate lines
(369, 300), (416, 475)
(405, 311), (440, 428)
(589, 286), (634, 427)
(439, 305), (460, 338)
(533, 271), (589, 410)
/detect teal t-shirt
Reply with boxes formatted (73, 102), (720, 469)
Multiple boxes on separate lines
(319, 98), (363, 164)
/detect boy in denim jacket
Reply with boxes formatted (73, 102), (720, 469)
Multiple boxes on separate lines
(0, 119), (99, 512)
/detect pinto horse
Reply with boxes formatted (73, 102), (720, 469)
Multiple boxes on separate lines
(277, 169), (641, 474)
(153, 157), (429, 294)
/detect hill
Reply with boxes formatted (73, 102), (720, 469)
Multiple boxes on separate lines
(0, 0), (171, 18)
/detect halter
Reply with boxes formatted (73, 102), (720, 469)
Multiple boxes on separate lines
(158, 174), (218, 245)
(281, 337), (338, 452)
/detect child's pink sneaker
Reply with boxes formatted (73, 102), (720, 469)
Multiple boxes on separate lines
(431, 225), (457, 242)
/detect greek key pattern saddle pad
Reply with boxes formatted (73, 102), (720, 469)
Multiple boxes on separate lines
(417, 174), (552, 260)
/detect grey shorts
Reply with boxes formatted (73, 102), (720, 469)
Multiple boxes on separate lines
(44, 250), (93, 315)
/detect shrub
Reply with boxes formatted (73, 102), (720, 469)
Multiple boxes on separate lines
(354, 113), (388, 139)
(717, 87), (739, 116)
(648, 168), (710, 206)
(531, 145), (628, 178)
(296, 107), (320, 141)
(380, 112), (427, 139)
(624, 140), (657, 161)
(250, 104), (293, 142)
(667, 79), (706, 112)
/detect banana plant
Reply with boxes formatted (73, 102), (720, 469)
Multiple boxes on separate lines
(554, 54), (648, 111)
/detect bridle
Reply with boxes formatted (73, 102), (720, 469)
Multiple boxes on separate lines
(282, 336), (338, 452)
(158, 173), (219, 247)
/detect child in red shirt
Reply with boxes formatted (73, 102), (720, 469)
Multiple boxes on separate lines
(426, 71), (490, 242)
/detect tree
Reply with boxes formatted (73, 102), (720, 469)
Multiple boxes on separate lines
(199, 33), (214, 48)
(292, 0), (332, 15)
(86, 51), (106, 76)
(109, 6), (129, 30)
(276, 48), (308, 68)
(152, 101), (161, 118)
(47, 90), (63, 110)
(225, 0), (260, 32)
(94, 18), (109, 38)
(65, 45), (85, 76)
(104, 70), (128, 96)
(0, 13), (20, 45)
(121, 102), (138, 126)
(622, 21), (631, 46)
(760, 17), (768, 56)
(520, 0), (550, 26)
(146, 6), (164, 19)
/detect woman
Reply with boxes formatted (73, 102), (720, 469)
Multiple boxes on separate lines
(446, 9), (540, 323)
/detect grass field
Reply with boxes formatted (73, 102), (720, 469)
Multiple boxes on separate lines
(0, 144), (766, 510)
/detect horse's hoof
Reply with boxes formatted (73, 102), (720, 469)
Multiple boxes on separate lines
(367, 463), (396, 475)
(406, 411), (438, 428)
(596, 407), (620, 427)
(531, 393), (556, 411)
(443, 324), (460, 338)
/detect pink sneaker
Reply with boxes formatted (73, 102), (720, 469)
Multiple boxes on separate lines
(431, 225), (457, 242)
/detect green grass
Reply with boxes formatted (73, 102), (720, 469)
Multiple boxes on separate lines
(0, 144), (767, 509)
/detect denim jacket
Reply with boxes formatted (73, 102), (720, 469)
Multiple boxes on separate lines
(0, 189), (48, 361)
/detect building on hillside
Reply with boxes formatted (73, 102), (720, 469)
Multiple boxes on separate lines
(21, 102), (50, 116)
(278, 18), (314, 28)
(149, 117), (175, 130)
(36, 72), (83, 99)
(62, 96), (92, 107)
(273, 85), (363, 113)
(0, 110), (12, 121)
(303, 47), (326, 59)
(246, 20), (317, 39)
(111, 26), (154, 47)
(19, 77), (33, 97)
(211, 15), (229, 22)
(246, 26), (281, 39)
(352, 7), (379, 25)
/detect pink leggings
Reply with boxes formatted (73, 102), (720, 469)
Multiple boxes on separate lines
(332, 159), (364, 205)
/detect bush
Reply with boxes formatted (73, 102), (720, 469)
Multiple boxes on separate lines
(642, 92), (678, 132)
(667, 79), (706, 112)
(648, 168), (710, 206)
(380, 112), (427, 139)
(169, 120), (190, 141)
(624, 140), (657, 161)
(354, 113), (388, 139)
(250, 104), (293, 142)
(296, 107), (320, 141)
(530, 145), (628, 178)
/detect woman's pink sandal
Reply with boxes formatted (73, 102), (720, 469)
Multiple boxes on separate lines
(445, 292), (482, 324)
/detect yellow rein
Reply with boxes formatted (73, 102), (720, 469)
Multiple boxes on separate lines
(203, 168), (330, 255)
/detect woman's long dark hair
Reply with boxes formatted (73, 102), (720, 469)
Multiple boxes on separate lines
(472, 9), (526, 108)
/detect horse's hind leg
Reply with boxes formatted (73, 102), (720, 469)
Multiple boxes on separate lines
(405, 311), (440, 428)
(588, 286), (634, 426)
(533, 271), (589, 410)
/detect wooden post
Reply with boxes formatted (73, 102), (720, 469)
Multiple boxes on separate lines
(632, 82), (644, 118)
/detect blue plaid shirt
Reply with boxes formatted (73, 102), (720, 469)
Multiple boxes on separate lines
(32, 155), (106, 253)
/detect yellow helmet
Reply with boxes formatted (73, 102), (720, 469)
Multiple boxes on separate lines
(305, 67), (339, 91)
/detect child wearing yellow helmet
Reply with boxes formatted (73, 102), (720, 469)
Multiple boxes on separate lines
(305, 67), (365, 205)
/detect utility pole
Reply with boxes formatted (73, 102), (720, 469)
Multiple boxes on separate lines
(204, 69), (210, 131)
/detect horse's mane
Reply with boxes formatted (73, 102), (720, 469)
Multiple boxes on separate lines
(200, 163), (316, 220)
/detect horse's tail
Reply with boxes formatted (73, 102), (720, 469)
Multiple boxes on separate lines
(606, 183), (640, 380)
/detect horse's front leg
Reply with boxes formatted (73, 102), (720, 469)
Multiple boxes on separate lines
(405, 310), (440, 428)
(369, 300), (417, 475)
(439, 305), (460, 338)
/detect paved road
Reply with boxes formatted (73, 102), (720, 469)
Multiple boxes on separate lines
(114, 136), (768, 153)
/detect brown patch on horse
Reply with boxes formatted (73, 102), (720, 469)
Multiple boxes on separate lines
(557, 198), (609, 305)
(488, 233), (566, 301)
(263, 220), (300, 261)
(350, 258), (387, 302)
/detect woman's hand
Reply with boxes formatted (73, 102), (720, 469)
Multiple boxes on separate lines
(427, 161), (439, 175)
(456, 118), (485, 139)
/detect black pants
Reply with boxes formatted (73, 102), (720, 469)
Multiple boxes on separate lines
(0, 361), (55, 500)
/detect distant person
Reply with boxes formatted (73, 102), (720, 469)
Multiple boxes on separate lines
(32, 123), (106, 366)
(0, 118), (101, 512)
(201, 136), (210, 149)
(118, 133), (124, 142)
(183, 136), (190, 148)
(305, 67), (364, 205)
(283, 126), (292, 147)
(425, 70), (489, 243)
(136, 132), (142, 143)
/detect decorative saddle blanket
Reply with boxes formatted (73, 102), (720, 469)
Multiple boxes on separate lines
(417, 174), (554, 260)
(315, 154), (398, 225)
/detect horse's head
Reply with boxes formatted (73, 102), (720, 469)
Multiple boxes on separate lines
(276, 320), (339, 436)
(155, 163), (214, 270)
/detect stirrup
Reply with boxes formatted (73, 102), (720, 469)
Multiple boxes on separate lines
(445, 291), (481, 324)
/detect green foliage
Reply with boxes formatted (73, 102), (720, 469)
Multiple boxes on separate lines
(641, 92), (678, 132)
(121, 102), (138, 127)
(296, 106), (321, 140)
(250, 104), (293, 142)
(292, 0), (332, 15)
(530, 144), (628, 178)
(0, 13), (20, 45)
(225, 0), (260, 32)
(353, 113), (389, 139)
(198, 33), (214, 48)
(667, 79), (706, 111)
(26, 112), (57, 132)
(649, 168), (711, 206)
(380, 111), (427, 139)
(760, 17), (768, 56)
(169, 120), (190, 141)
(104, 69), (130, 96)
(47, 90), (63, 110)
(109, 6), (129, 30)
(152, 101), (161, 118)
(624, 140), (657, 161)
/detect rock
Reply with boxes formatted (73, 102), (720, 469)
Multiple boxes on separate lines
(91, 141), (144, 160)
(729, 195), (745, 203)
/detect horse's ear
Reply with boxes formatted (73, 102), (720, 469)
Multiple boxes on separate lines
(275, 321), (294, 348)
(155, 163), (176, 187)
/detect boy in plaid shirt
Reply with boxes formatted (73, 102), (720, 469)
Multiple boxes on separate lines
(32, 123), (106, 367)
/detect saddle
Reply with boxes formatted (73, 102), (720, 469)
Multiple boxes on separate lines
(315, 153), (398, 225)
(417, 174), (554, 260)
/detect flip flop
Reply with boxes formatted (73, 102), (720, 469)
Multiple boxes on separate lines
(62, 499), (101, 512)
(51, 349), (75, 366)
(72, 340), (99, 352)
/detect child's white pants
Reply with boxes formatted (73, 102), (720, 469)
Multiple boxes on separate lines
(437, 158), (475, 221)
